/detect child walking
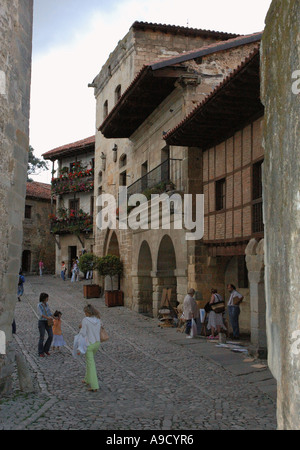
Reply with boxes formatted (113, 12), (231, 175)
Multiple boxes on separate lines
(52, 311), (66, 351)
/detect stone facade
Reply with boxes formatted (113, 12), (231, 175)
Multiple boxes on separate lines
(22, 182), (56, 275)
(42, 137), (95, 276)
(0, 0), (33, 394)
(261, 0), (300, 430)
(92, 22), (261, 319)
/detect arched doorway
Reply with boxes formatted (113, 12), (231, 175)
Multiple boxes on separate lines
(22, 250), (31, 273)
(137, 241), (153, 316)
(156, 235), (177, 311)
(104, 231), (120, 290)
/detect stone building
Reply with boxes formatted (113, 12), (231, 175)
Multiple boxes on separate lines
(164, 48), (266, 356)
(42, 136), (95, 276)
(0, 0), (33, 394)
(92, 21), (261, 317)
(260, 0), (300, 430)
(22, 182), (55, 275)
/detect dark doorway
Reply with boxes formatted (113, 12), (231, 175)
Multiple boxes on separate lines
(22, 250), (31, 273)
(68, 246), (77, 277)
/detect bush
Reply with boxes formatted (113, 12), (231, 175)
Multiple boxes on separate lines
(97, 254), (123, 291)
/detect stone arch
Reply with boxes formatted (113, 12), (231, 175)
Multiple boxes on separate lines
(103, 230), (120, 290)
(154, 235), (177, 315)
(136, 241), (153, 316)
(22, 250), (31, 273)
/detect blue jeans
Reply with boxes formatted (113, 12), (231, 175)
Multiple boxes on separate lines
(228, 306), (240, 338)
(185, 319), (192, 335)
(61, 270), (65, 281)
(38, 320), (53, 355)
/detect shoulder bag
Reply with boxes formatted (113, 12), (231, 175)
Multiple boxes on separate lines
(100, 326), (109, 343)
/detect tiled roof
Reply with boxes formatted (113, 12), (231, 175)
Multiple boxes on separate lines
(42, 135), (95, 161)
(151, 31), (262, 69)
(26, 181), (52, 201)
(164, 47), (262, 148)
(131, 21), (240, 40)
(99, 32), (262, 138)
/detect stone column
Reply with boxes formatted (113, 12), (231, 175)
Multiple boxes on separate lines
(245, 239), (267, 358)
(0, 0), (33, 394)
(261, 0), (300, 429)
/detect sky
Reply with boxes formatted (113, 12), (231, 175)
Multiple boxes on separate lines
(30, 0), (272, 183)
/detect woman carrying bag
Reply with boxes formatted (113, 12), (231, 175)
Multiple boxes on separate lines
(79, 304), (102, 392)
(207, 289), (226, 340)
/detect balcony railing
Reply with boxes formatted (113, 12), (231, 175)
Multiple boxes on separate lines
(127, 158), (182, 198)
(50, 211), (93, 235)
(51, 168), (94, 195)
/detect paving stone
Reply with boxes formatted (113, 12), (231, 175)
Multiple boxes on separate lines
(0, 275), (277, 430)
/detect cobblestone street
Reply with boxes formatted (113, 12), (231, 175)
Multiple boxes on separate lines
(0, 276), (277, 431)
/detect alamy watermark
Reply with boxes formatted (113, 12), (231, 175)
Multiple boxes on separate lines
(96, 187), (204, 241)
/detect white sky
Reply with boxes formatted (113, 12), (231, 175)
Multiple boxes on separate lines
(30, 0), (272, 183)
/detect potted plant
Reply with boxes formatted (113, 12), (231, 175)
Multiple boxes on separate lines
(98, 254), (123, 307)
(78, 253), (101, 299)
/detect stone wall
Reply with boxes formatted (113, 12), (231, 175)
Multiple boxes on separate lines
(23, 197), (55, 275)
(261, 0), (300, 430)
(0, 0), (33, 394)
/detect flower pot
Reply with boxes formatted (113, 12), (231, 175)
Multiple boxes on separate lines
(105, 290), (123, 307)
(83, 284), (101, 299)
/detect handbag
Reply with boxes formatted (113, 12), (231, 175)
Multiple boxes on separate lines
(100, 326), (109, 343)
(204, 302), (212, 313)
(210, 302), (225, 314)
(41, 303), (54, 326)
(210, 293), (225, 314)
(190, 318), (198, 338)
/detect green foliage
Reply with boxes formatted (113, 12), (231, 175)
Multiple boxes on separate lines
(27, 145), (48, 181)
(97, 254), (123, 291)
(78, 253), (100, 283)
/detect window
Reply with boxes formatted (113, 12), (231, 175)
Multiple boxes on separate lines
(252, 160), (264, 233)
(90, 196), (94, 216)
(141, 161), (148, 192)
(98, 171), (103, 184)
(119, 171), (127, 186)
(238, 255), (249, 288)
(115, 85), (121, 104)
(25, 205), (32, 219)
(69, 199), (79, 213)
(103, 100), (108, 119)
(119, 154), (127, 168)
(215, 178), (226, 211)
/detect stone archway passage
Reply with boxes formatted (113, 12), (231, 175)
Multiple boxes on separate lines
(22, 250), (31, 273)
(153, 235), (177, 316)
(137, 241), (153, 317)
(105, 231), (121, 290)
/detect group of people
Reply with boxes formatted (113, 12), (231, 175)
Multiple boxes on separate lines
(37, 293), (102, 392)
(60, 258), (93, 282)
(183, 284), (244, 340)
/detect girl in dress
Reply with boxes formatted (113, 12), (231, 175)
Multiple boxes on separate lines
(52, 311), (66, 351)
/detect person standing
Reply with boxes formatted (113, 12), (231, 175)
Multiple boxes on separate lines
(37, 292), (53, 357)
(183, 288), (199, 339)
(78, 304), (102, 392)
(227, 284), (244, 340)
(61, 261), (66, 281)
(17, 270), (25, 302)
(207, 289), (226, 339)
(39, 260), (44, 276)
(52, 311), (66, 351)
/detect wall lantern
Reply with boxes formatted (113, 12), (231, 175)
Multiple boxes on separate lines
(112, 144), (118, 162)
(101, 152), (106, 171)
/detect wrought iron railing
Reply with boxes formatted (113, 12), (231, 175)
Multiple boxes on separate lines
(127, 158), (182, 198)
